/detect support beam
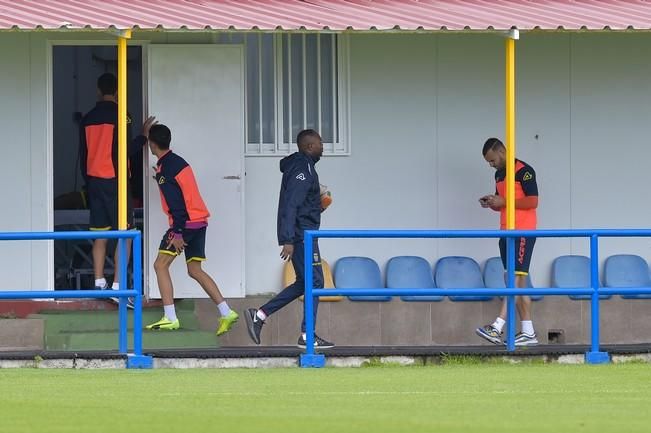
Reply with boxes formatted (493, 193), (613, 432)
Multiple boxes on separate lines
(505, 30), (518, 231)
(504, 29), (518, 351)
(117, 30), (131, 230)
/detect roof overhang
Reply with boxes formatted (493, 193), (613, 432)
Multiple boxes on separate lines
(2, 0), (651, 33)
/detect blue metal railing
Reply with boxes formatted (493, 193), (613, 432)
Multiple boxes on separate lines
(0, 231), (152, 369)
(301, 229), (651, 368)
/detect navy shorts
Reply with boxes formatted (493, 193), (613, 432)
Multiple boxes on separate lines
(499, 237), (536, 275)
(87, 178), (132, 230)
(159, 227), (207, 263)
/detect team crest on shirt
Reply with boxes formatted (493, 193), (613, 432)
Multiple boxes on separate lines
(523, 172), (533, 181)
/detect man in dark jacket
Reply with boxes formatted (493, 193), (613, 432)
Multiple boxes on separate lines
(244, 129), (334, 349)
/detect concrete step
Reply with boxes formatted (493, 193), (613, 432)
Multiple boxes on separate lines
(0, 319), (44, 351)
(46, 329), (219, 351)
(29, 309), (201, 333)
(0, 298), (194, 319)
(27, 299), (213, 351)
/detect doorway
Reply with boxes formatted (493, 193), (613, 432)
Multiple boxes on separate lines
(51, 44), (143, 289)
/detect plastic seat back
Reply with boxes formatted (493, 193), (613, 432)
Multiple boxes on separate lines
(335, 256), (392, 302)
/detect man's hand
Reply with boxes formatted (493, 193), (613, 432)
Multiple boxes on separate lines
(167, 236), (187, 254)
(280, 244), (294, 261)
(479, 195), (505, 210)
(487, 195), (505, 209)
(143, 116), (158, 137)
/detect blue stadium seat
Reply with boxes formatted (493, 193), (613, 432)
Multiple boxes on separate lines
(604, 254), (651, 299)
(552, 255), (610, 300)
(483, 257), (507, 289)
(334, 256), (392, 302)
(386, 256), (443, 302)
(435, 256), (493, 301)
(483, 257), (542, 301)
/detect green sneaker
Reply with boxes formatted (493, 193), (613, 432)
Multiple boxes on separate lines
(216, 310), (239, 336)
(145, 316), (180, 330)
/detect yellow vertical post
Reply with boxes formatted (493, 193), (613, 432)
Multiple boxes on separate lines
(504, 29), (520, 352)
(117, 30), (131, 230)
(505, 30), (518, 230)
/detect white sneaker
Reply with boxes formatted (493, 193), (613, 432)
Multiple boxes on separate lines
(514, 332), (539, 346)
(103, 287), (120, 305)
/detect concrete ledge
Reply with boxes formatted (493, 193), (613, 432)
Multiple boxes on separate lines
(75, 359), (125, 369)
(0, 352), (649, 368)
(154, 357), (298, 368)
(0, 319), (44, 351)
(611, 353), (651, 363)
(197, 297), (651, 347)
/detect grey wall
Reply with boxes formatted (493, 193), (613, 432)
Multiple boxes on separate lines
(2, 31), (651, 293)
(244, 33), (651, 294)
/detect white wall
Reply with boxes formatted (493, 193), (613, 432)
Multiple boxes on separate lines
(2, 31), (651, 293)
(570, 34), (651, 260)
(515, 34), (573, 285)
(0, 34), (35, 291)
(244, 32), (651, 294)
(0, 33), (54, 291)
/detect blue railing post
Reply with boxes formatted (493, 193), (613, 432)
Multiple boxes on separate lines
(304, 234), (314, 356)
(292, 228), (651, 367)
(118, 237), (128, 354)
(506, 235), (516, 351)
(586, 234), (610, 364)
(0, 230), (151, 368)
(300, 231), (325, 368)
(133, 232), (143, 355)
(126, 231), (153, 369)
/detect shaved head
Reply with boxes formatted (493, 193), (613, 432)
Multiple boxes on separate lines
(296, 129), (323, 160)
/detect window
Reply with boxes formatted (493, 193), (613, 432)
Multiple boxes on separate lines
(220, 33), (350, 155)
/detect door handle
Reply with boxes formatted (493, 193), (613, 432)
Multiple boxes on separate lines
(223, 175), (241, 180)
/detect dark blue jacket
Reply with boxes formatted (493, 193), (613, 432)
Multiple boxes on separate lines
(277, 152), (321, 245)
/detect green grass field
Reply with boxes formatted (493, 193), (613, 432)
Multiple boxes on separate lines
(1, 363), (650, 433)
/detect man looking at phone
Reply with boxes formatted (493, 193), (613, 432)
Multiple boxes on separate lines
(476, 138), (539, 347)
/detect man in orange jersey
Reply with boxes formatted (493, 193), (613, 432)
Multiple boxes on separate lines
(80, 72), (156, 300)
(476, 138), (539, 346)
(144, 124), (238, 336)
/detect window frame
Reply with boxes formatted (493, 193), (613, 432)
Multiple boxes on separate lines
(244, 33), (351, 157)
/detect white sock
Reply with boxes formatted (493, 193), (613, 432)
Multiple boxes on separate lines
(95, 278), (107, 288)
(112, 282), (119, 290)
(256, 309), (267, 321)
(163, 304), (177, 322)
(217, 301), (231, 317)
(521, 320), (535, 335)
(492, 317), (506, 333)
(302, 333), (306, 340)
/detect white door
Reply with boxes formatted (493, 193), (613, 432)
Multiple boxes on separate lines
(147, 45), (244, 298)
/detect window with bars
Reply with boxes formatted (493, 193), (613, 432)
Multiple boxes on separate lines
(223, 33), (349, 156)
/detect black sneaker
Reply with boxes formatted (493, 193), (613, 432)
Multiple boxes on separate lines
(113, 297), (135, 310)
(244, 308), (264, 344)
(297, 334), (335, 349)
